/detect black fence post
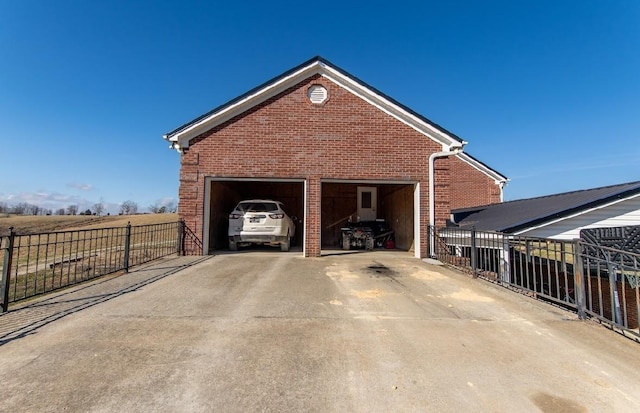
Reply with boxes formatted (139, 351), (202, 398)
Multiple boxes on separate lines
(470, 228), (478, 278)
(573, 239), (586, 320)
(178, 219), (185, 256)
(1, 228), (16, 313)
(124, 222), (131, 273)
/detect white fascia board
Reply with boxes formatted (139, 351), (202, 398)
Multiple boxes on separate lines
(457, 153), (508, 184)
(169, 62), (323, 148)
(512, 192), (640, 236)
(320, 65), (464, 150)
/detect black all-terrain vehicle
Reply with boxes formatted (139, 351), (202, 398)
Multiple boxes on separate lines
(340, 220), (394, 251)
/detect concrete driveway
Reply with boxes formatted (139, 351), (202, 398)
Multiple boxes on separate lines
(1, 251), (639, 412)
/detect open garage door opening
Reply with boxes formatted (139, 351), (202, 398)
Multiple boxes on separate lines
(205, 179), (305, 253)
(321, 182), (415, 253)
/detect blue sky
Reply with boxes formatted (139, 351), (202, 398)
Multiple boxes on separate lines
(1, 0), (638, 214)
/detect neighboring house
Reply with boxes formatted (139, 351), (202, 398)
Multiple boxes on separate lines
(164, 56), (507, 257)
(449, 181), (640, 239)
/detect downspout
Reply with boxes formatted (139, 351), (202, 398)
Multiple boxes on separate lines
(429, 146), (463, 258)
(498, 180), (506, 202)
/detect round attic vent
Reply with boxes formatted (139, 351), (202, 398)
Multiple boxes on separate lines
(307, 85), (328, 104)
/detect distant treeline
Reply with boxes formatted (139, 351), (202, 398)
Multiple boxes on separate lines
(0, 200), (176, 216)
(0, 202), (55, 216)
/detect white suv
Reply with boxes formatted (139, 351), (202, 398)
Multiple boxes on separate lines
(228, 200), (295, 252)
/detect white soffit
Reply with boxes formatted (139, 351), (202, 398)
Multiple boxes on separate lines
(456, 152), (508, 184)
(167, 59), (463, 150)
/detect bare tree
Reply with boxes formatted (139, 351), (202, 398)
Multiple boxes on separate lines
(13, 203), (28, 215)
(66, 205), (79, 215)
(120, 200), (138, 215)
(26, 204), (40, 215)
(93, 200), (105, 216)
(56, 208), (66, 216)
(148, 202), (161, 214)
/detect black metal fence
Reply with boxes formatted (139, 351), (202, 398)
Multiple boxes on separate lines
(1, 220), (202, 312)
(430, 226), (640, 340)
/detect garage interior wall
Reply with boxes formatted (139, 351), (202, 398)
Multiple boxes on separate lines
(208, 180), (304, 252)
(321, 183), (414, 250)
(209, 182), (238, 252)
(383, 185), (415, 251)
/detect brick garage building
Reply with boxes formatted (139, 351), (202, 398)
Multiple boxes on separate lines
(164, 57), (507, 258)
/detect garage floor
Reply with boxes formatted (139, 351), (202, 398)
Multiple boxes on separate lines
(1, 252), (639, 412)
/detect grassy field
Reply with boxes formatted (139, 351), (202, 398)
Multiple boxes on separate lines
(0, 213), (179, 236)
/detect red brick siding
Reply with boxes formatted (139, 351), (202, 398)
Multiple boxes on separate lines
(177, 74), (499, 256)
(449, 156), (502, 210)
(433, 159), (451, 228)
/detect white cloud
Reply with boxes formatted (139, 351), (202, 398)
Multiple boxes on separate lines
(156, 197), (177, 206)
(67, 182), (94, 191)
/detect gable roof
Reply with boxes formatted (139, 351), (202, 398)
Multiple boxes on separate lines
(163, 56), (466, 151)
(163, 56), (508, 185)
(451, 181), (640, 233)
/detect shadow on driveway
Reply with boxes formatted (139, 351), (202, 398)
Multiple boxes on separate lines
(0, 255), (210, 346)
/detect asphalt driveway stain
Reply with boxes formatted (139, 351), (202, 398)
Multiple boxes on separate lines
(366, 262), (397, 278)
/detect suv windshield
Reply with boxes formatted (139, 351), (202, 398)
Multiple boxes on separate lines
(237, 202), (279, 213)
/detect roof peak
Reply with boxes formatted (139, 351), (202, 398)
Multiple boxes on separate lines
(163, 55), (466, 150)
